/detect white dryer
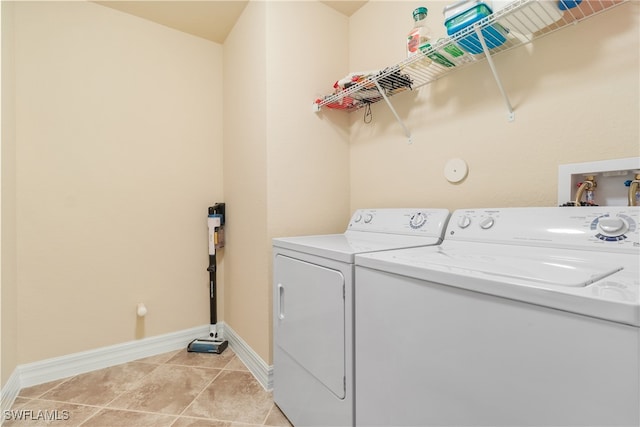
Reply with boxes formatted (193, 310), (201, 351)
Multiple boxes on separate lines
(355, 206), (639, 427)
(272, 208), (450, 427)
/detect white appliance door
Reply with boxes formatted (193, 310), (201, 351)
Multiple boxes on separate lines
(274, 254), (346, 398)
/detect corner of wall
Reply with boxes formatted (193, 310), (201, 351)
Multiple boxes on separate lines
(1, 0), (19, 389)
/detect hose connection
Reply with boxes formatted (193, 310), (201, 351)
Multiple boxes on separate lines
(574, 175), (597, 206)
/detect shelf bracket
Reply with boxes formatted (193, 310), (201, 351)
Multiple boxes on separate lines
(373, 79), (412, 144)
(474, 24), (515, 122)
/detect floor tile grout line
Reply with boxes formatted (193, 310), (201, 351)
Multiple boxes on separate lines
(175, 367), (225, 420)
(19, 374), (75, 401)
(75, 404), (110, 427)
(19, 393), (185, 422)
(96, 359), (224, 418)
(171, 413), (238, 426)
(99, 360), (166, 410)
(166, 349), (239, 420)
(77, 406), (181, 427)
(261, 405), (275, 425)
(12, 397), (105, 409)
(26, 360), (176, 422)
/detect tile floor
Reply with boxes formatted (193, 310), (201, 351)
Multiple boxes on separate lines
(7, 348), (292, 427)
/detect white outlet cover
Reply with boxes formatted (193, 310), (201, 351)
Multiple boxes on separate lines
(444, 158), (468, 183)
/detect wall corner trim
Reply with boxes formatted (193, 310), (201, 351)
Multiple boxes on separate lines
(1, 369), (21, 417)
(223, 323), (273, 391)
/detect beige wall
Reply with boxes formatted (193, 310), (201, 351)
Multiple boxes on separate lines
(2, 1), (18, 387)
(8, 1), (223, 365)
(349, 1), (639, 210)
(222, 0), (270, 364)
(223, 1), (351, 364)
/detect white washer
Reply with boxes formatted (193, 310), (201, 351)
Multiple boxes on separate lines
(272, 208), (450, 427)
(355, 207), (640, 427)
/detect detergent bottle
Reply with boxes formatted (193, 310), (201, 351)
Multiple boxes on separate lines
(407, 7), (432, 60)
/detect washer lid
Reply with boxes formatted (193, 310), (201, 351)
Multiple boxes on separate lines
(415, 246), (623, 287)
(356, 242), (639, 326)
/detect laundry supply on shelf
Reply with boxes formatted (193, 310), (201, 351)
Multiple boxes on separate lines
(333, 70), (379, 91)
(316, 68), (413, 111)
(558, 0), (582, 10)
(407, 7), (433, 60)
(443, 0), (508, 54)
(407, 6), (467, 68)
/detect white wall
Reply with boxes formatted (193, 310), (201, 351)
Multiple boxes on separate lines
(10, 1), (223, 364)
(348, 1), (639, 210)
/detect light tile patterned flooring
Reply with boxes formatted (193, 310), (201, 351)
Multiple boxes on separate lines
(7, 348), (292, 427)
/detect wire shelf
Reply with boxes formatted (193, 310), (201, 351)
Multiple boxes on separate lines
(314, 0), (628, 113)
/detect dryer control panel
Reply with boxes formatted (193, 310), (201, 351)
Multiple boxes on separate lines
(348, 209), (450, 238)
(447, 207), (640, 253)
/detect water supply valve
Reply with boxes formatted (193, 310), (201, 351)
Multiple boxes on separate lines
(574, 175), (597, 206)
(624, 173), (640, 206)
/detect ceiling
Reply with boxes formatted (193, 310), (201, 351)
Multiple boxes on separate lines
(94, 1), (368, 44)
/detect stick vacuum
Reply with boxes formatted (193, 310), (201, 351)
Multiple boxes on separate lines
(187, 203), (228, 354)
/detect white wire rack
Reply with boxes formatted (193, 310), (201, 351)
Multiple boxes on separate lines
(313, 0), (629, 132)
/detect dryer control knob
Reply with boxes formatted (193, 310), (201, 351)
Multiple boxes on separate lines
(410, 212), (427, 229)
(458, 215), (471, 229)
(598, 217), (627, 235)
(364, 214), (373, 224)
(354, 214), (362, 223)
(479, 217), (495, 230)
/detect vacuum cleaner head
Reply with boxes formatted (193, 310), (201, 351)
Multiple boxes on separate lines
(187, 338), (228, 354)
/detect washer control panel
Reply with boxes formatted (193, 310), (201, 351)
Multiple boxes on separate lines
(348, 208), (450, 237)
(591, 214), (636, 241)
(447, 207), (640, 252)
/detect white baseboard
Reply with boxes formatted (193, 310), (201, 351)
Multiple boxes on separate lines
(222, 323), (273, 391)
(1, 323), (273, 415)
(1, 369), (21, 418)
(18, 324), (210, 389)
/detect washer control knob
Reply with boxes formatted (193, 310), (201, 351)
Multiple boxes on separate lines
(479, 217), (495, 230)
(409, 212), (427, 229)
(353, 214), (362, 223)
(458, 215), (471, 229)
(364, 213), (373, 224)
(598, 217), (627, 236)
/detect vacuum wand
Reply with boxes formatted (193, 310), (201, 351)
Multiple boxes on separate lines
(207, 255), (217, 327)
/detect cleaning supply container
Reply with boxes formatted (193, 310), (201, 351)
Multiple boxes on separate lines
(407, 7), (458, 68)
(558, 0), (583, 10)
(444, 0), (508, 54)
(407, 7), (433, 59)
